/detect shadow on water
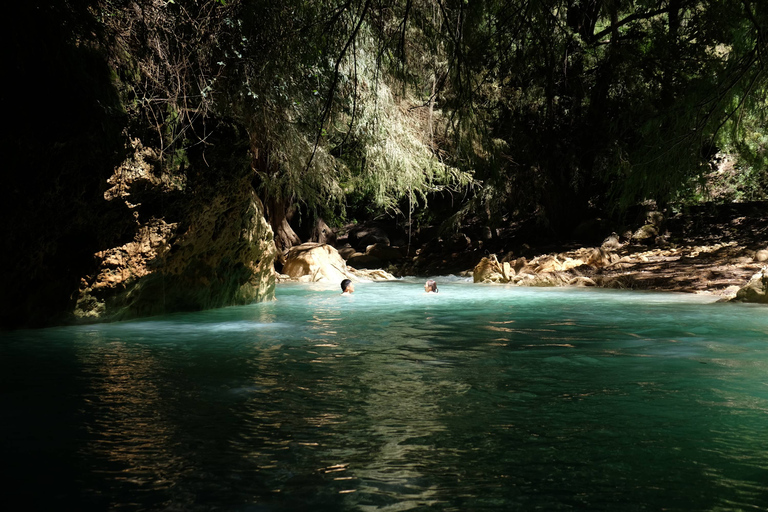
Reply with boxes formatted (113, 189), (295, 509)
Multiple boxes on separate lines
(2, 282), (767, 510)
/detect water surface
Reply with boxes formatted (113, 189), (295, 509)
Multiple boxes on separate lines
(2, 279), (767, 511)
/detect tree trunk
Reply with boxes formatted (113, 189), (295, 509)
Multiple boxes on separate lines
(265, 197), (301, 263)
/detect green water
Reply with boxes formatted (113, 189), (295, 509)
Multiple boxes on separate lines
(2, 279), (767, 511)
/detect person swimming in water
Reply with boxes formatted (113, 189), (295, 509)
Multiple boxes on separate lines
(341, 279), (354, 294)
(424, 279), (438, 293)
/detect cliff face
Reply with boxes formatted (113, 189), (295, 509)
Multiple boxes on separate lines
(2, 3), (276, 328)
(4, 129), (276, 329)
(72, 138), (276, 323)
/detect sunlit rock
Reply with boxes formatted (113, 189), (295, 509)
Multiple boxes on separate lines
(601, 232), (622, 251)
(733, 267), (768, 304)
(73, 138), (277, 323)
(473, 255), (506, 283)
(283, 243), (353, 283)
(633, 224), (658, 244)
(348, 268), (397, 281)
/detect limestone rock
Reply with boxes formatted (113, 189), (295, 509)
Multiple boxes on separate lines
(734, 267), (768, 304)
(348, 268), (397, 281)
(366, 243), (403, 262)
(588, 248), (612, 267)
(283, 243), (353, 283)
(337, 244), (357, 260)
(501, 261), (514, 281)
(348, 224), (390, 250)
(647, 210), (664, 228)
(755, 249), (768, 262)
(473, 255), (506, 283)
(75, 185), (276, 322)
(569, 276), (597, 287)
(633, 224), (658, 243)
(601, 232), (621, 251)
(347, 253), (384, 269)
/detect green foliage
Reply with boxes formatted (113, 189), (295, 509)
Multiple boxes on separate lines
(91, 0), (768, 234)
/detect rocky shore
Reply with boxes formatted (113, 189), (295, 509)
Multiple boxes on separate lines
(280, 201), (768, 303)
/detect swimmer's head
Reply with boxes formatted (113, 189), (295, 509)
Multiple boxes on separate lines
(341, 279), (353, 293)
(425, 280), (438, 293)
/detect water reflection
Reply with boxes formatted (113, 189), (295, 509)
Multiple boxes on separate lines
(74, 333), (190, 507)
(2, 283), (767, 511)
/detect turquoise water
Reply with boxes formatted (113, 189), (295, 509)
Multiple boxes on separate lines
(2, 279), (767, 511)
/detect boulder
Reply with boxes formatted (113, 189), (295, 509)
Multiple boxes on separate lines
(337, 244), (357, 260)
(348, 224), (390, 250)
(282, 243), (353, 282)
(734, 267), (768, 304)
(347, 253), (384, 269)
(647, 210), (664, 228)
(633, 224), (658, 244)
(473, 255), (507, 283)
(755, 249), (768, 262)
(366, 243), (403, 262)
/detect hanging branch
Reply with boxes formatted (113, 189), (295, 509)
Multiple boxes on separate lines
(304, 0), (372, 173)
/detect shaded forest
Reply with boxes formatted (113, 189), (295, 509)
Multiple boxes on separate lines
(3, 0), (767, 326)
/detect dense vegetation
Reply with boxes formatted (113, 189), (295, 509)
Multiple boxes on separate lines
(8, 0), (768, 245)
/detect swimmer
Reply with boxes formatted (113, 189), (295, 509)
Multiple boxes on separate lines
(341, 279), (354, 295)
(424, 279), (438, 293)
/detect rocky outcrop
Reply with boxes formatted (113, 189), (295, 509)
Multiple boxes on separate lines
(733, 267), (768, 304)
(469, 241), (765, 299)
(473, 252), (592, 287)
(473, 255), (506, 283)
(72, 138), (276, 323)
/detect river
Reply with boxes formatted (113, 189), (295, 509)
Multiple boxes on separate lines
(2, 278), (767, 511)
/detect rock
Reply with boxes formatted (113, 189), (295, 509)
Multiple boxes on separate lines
(588, 248), (611, 267)
(756, 249), (768, 262)
(601, 232), (621, 251)
(74, 151), (277, 324)
(473, 255), (506, 283)
(633, 224), (658, 243)
(501, 261), (514, 281)
(569, 276), (597, 286)
(347, 253), (384, 269)
(734, 267), (768, 304)
(348, 224), (390, 250)
(647, 210), (664, 228)
(282, 243), (353, 282)
(348, 268), (397, 281)
(366, 243), (403, 262)
(336, 244), (357, 260)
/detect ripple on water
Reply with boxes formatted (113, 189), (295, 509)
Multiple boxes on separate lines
(1, 282), (767, 511)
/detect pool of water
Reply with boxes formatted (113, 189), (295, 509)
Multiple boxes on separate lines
(2, 279), (767, 511)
